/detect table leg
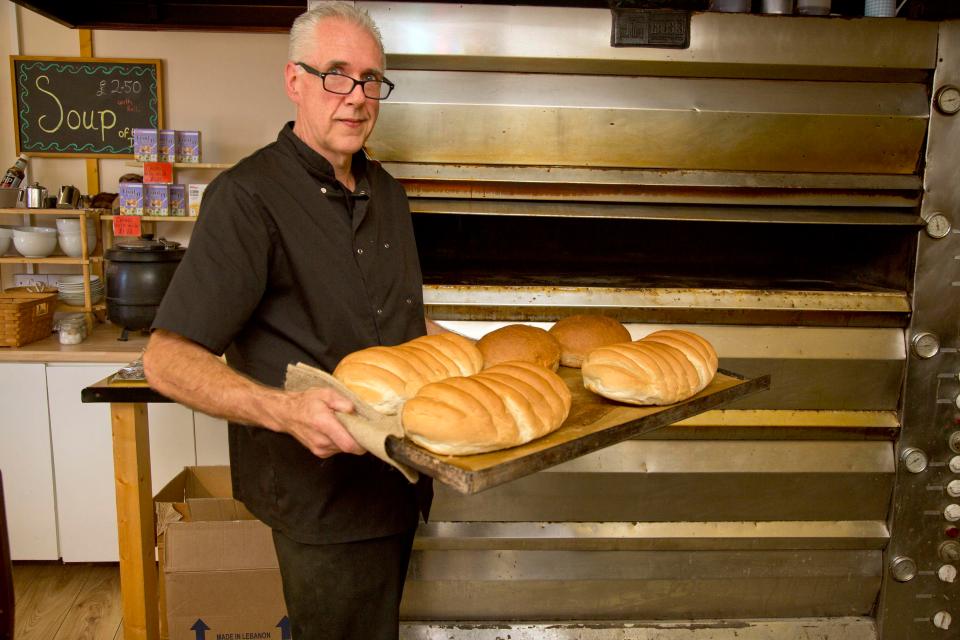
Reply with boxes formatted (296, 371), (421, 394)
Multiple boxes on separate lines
(110, 402), (158, 640)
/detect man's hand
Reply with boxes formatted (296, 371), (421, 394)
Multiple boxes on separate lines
(274, 387), (367, 458)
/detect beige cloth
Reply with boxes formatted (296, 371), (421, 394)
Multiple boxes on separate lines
(283, 362), (418, 483)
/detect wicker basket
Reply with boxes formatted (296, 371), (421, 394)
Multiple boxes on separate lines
(0, 290), (58, 348)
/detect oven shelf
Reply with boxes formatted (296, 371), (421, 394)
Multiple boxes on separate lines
(410, 198), (924, 226)
(423, 282), (911, 327)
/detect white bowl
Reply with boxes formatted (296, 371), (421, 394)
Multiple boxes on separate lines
(0, 227), (11, 255)
(13, 226), (58, 258)
(58, 232), (84, 257)
(55, 217), (98, 252)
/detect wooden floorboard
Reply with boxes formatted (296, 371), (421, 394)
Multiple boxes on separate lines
(53, 564), (122, 640)
(12, 562), (121, 640)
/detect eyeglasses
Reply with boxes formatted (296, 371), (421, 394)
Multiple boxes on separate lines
(296, 62), (395, 100)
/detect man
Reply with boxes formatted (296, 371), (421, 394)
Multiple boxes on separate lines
(143, 4), (435, 638)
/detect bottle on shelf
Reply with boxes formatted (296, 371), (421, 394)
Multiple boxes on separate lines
(0, 154), (28, 190)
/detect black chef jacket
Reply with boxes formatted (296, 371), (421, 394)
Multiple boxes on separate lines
(152, 123), (432, 544)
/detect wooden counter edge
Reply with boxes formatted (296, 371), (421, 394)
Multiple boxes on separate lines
(0, 323), (148, 363)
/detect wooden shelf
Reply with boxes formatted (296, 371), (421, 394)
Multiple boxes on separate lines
(0, 207), (106, 217)
(100, 215), (197, 222)
(125, 161), (231, 170)
(0, 256), (103, 264)
(0, 207), (105, 328)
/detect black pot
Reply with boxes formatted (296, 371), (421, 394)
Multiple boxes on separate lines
(105, 238), (185, 336)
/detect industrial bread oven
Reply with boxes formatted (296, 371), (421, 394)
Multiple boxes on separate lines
(359, 5), (959, 638)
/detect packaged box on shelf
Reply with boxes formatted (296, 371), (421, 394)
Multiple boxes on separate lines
(188, 184), (207, 217)
(156, 466), (286, 640)
(175, 130), (202, 163)
(132, 128), (158, 162)
(145, 184), (170, 216)
(169, 185), (186, 217)
(158, 130), (176, 163)
(119, 183), (144, 216)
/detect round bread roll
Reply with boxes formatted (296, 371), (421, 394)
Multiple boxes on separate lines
(476, 324), (561, 371)
(402, 361), (573, 455)
(548, 314), (631, 368)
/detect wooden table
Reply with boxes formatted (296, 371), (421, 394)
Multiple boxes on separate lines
(82, 375), (170, 640)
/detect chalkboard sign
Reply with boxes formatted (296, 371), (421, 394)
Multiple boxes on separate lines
(10, 56), (163, 157)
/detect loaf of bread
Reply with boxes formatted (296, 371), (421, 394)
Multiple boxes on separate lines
(549, 314), (632, 368)
(476, 324), (561, 371)
(333, 333), (484, 415)
(402, 361), (573, 455)
(581, 329), (719, 406)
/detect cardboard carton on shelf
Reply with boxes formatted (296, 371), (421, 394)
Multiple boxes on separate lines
(155, 466), (286, 640)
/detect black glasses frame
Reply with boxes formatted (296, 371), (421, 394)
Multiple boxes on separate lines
(296, 62), (395, 100)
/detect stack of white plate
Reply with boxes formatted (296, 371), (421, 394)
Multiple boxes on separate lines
(57, 275), (104, 306)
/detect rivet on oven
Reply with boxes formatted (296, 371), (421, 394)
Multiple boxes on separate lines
(384, 242), (390, 249)
(320, 187), (327, 194)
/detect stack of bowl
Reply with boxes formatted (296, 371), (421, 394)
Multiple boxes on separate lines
(12, 226), (58, 257)
(57, 275), (104, 306)
(55, 217), (98, 257)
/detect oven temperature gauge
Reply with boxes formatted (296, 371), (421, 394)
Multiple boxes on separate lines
(934, 85), (960, 115)
(912, 332), (940, 359)
(924, 212), (952, 239)
(901, 447), (929, 473)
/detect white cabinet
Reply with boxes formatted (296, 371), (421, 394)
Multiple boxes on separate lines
(0, 363), (59, 560)
(46, 363), (198, 562)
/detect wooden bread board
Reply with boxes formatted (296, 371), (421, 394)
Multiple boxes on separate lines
(386, 367), (770, 494)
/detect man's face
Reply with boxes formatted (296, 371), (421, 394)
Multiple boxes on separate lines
(285, 18), (384, 167)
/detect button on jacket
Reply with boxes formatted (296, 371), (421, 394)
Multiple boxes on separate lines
(153, 123), (432, 544)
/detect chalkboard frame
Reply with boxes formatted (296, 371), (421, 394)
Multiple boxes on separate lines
(10, 55), (164, 158)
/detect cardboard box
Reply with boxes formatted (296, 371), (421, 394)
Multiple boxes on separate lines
(156, 466), (286, 640)
(175, 130), (202, 163)
(132, 128), (158, 162)
(145, 184), (169, 216)
(119, 182), (144, 216)
(158, 130), (176, 163)
(187, 183), (207, 216)
(169, 185), (186, 216)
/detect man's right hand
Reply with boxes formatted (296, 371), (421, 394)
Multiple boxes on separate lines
(274, 387), (367, 458)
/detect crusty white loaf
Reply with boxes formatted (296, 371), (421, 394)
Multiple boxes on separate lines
(581, 329), (718, 406)
(333, 333), (483, 415)
(549, 314), (631, 368)
(401, 361), (573, 455)
(476, 324), (562, 371)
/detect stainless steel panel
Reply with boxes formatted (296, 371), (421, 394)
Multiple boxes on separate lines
(426, 441), (893, 522)
(876, 21), (960, 640)
(389, 163), (921, 208)
(372, 73), (928, 173)
(368, 3), (936, 80)
(399, 618), (877, 640)
(400, 549), (880, 619)
(415, 520), (890, 551)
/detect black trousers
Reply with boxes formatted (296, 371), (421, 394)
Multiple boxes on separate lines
(271, 527), (417, 640)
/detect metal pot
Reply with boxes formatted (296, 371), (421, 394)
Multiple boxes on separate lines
(56, 185), (81, 209)
(105, 238), (185, 339)
(17, 182), (47, 209)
